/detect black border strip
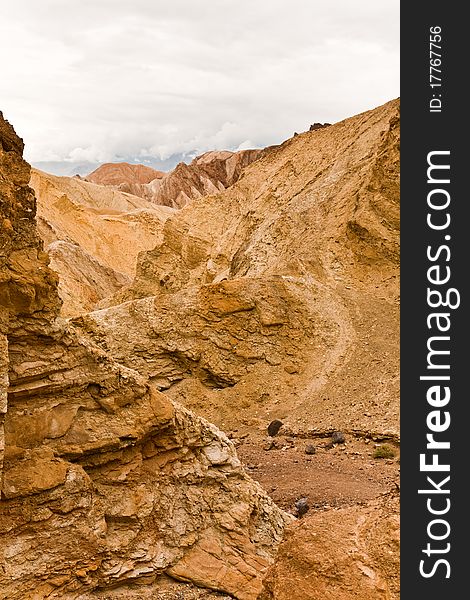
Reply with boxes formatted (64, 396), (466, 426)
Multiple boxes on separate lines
(401, 2), (467, 597)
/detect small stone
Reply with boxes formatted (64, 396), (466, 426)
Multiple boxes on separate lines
(294, 497), (309, 518)
(331, 431), (345, 444)
(75, 569), (88, 578)
(267, 420), (283, 437)
(305, 444), (316, 455)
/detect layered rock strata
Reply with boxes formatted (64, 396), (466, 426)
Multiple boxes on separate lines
(0, 112), (291, 600)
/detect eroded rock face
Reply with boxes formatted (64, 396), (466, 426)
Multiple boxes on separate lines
(77, 277), (329, 391)
(259, 492), (400, 600)
(0, 119), (61, 333)
(86, 149), (266, 210)
(0, 113), (291, 600)
(1, 111), (62, 485)
(45, 240), (131, 317)
(147, 149), (266, 209)
(31, 168), (174, 316)
(101, 100), (400, 438)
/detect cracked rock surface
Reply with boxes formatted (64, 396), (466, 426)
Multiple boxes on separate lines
(0, 111), (291, 600)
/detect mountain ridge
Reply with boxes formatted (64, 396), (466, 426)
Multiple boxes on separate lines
(83, 148), (268, 209)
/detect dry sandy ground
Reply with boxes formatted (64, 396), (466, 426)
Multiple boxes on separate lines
(236, 432), (399, 513)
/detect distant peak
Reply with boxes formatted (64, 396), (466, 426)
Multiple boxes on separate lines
(86, 162), (165, 186)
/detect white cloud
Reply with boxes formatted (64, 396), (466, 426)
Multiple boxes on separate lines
(0, 0), (399, 167)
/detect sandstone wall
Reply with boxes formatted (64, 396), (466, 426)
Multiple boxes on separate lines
(0, 112), (291, 600)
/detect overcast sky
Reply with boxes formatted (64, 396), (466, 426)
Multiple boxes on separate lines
(0, 0), (399, 169)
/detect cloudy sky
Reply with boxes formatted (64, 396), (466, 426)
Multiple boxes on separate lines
(0, 0), (399, 173)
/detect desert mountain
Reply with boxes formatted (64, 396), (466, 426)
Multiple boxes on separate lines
(0, 112), (290, 599)
(1, 98), (400, 599)
(147, 149), (266, 208)
(30, 169), (174, 316)
(85, 161), (165, 201)
(86, 148), (266, 209)
(86, 161), (165, 186)
(98, 99), (400, 440)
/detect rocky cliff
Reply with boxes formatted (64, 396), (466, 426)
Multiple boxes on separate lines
(0, 118), (62, 333)
(147, 149), (266, 209)
(101, 99), (400, 439)
(1, 112), (62, 504)
(0, 113), (291, 600)
(31, 169), (174, 316)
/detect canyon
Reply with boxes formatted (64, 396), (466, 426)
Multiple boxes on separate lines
(1, 99), (400, 599)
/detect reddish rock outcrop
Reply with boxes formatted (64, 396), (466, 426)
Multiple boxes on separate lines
(259, 492), (400, 600)
(86, 149), (266, 209)
(85, 162), (166, 204)
(147, 149), (265, 208)
(86, 162), (165, 187)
